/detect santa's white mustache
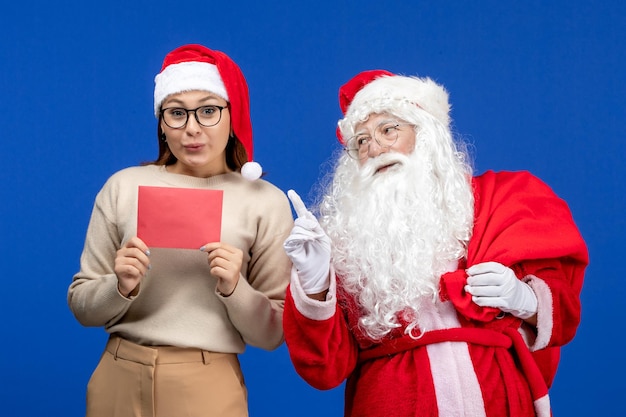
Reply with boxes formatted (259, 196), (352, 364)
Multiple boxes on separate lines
(359, 152), (411, 179)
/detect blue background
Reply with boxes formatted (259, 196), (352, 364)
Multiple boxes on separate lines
(1, 1), (623, 415)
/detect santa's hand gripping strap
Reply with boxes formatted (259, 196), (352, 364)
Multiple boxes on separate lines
(465, 261), (538, 319)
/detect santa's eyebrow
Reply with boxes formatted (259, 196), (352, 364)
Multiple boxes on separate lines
(355, 119), (402, 134)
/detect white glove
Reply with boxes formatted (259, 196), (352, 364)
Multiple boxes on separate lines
(283, 190), (331, 294)
(465, 261), (538, 319)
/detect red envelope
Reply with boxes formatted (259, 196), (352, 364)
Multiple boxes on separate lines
(137, 186), (223, 249)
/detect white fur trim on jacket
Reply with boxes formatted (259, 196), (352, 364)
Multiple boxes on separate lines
(289, 265), (336, 321)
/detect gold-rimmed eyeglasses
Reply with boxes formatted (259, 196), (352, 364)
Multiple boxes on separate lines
(344, 121), (414, 160)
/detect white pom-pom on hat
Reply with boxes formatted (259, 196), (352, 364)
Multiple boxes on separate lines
(241, 161), (262, 181)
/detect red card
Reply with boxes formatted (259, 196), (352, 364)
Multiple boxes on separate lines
(137, 186), (223, 249)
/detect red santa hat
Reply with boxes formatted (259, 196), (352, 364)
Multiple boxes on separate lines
(336, 69), (451, 144)
(154, 44), (262, 180)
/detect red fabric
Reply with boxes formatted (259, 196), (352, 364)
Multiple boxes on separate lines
(355, 326), (547, 417)
(439, 170), (588, 321)
(283, 293), (360, 391)
(335, 69), (393, 143)
(159, 44), (254, 162)
(358, 327), (512, 362)
(338, 69), (393, 115)
(438, 170), (589, 389)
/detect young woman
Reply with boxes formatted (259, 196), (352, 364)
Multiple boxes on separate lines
(68, 44), (293, 417)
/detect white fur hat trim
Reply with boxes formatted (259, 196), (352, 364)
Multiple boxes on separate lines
(340, 75), (450, 139)
(154, 61), (228, 117)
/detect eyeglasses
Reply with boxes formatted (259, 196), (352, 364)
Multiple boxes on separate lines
(345, 121), (414, 160)
(160, 105), (228, 129)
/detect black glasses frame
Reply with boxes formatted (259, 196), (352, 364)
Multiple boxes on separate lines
(160, 105), (229, 129)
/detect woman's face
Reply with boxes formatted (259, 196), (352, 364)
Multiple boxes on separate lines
(160, 90), (231, 178)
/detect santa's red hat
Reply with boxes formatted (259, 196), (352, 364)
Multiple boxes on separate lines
(154, 44), (262, 180)
(336, 69), (451, 145)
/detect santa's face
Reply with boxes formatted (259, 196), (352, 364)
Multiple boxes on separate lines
(351, 113), (417, 168)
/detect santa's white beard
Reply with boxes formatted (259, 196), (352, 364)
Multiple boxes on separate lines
(320, 148), (473, 340)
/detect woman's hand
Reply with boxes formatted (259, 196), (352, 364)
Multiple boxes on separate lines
(200, 242), (243, 296)
(115, 236), (151, 298)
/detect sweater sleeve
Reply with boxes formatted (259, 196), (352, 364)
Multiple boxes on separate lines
(67, 180), (133, 327)
(283, 270), (360, 390)
(219, 185), (293, 351)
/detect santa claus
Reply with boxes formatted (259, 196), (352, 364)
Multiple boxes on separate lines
(282, 70), (588, 417)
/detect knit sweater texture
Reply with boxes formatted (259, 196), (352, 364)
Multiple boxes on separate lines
(68, 164), (293, 353)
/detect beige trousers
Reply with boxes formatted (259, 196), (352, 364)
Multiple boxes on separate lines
(85, 335), (248, 417)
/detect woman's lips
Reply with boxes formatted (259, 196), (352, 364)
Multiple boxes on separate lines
(184, 143), (204, 152)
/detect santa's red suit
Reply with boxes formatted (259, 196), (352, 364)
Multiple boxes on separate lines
(283, 170), (588, 417)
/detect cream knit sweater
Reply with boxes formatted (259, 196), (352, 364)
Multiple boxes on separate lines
(68, 165), (293, 353)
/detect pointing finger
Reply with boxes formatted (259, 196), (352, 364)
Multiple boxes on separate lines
(287, 189), (310, 219)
